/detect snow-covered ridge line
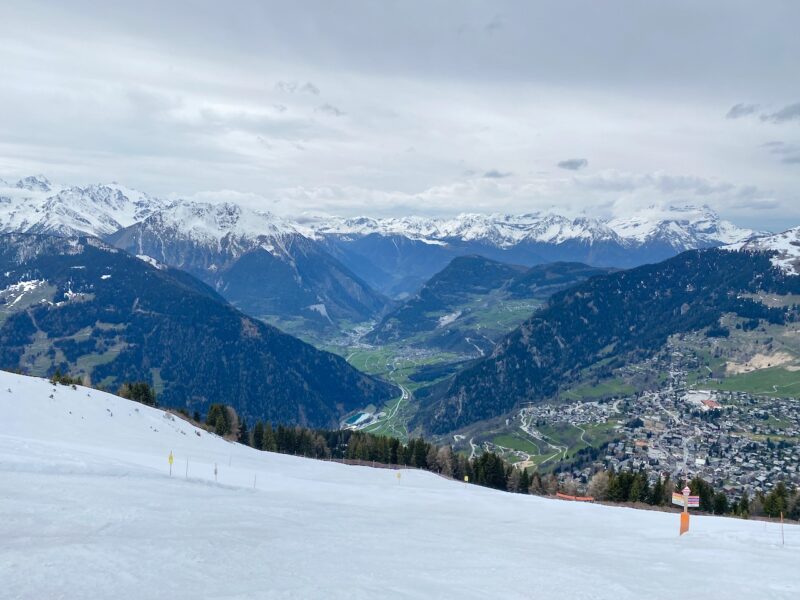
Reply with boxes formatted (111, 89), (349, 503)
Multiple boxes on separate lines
(310, 204), (760, 250)
(724, 226), (800, 276)
(1, 175), (762, 250)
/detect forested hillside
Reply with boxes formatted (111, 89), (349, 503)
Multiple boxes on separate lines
(415, 249), (800, 434)
(0, 234), (396, 426)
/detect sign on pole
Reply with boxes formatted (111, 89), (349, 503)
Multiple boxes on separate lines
(168, 451), (174, 476)
(672, 491), (700, 508)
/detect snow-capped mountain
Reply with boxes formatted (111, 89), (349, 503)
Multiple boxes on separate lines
(725, 226), (800, 276)
(108, 200), (387, 329)
(607, 204), (758, 250)
(310, 213), (624, 247)
(0, 176), (166, 237)
(311, 207), (760, 296)
(311, 205), (755, 251)
(111, 200), (301, 264)
(0, 174), (770, 303)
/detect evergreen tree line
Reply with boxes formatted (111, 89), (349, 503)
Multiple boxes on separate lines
(585, 469), (800, 519)
(192, 404), (800, 521)
(229, 415), (517, 491)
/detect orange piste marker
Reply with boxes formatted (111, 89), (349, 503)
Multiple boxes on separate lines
(680, 486), (690, 536)
(680, 512), (690, 535)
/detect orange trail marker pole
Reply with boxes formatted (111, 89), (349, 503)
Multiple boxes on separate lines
(679, 486), (690, 536)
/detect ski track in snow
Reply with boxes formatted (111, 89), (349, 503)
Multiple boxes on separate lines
(1, 371), (799, 599)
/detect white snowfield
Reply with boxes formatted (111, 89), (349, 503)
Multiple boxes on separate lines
(1, 371), (797, 600)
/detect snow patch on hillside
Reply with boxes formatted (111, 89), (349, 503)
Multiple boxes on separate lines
(136, 254), (165, 269)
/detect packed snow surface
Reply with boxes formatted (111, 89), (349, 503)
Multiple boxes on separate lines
(1, 371), (798, 599)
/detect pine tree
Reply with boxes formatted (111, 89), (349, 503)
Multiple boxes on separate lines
(737, 492), (750, 518)
(412, 438), (428, 468)
(253, 421), (265, 450)
(214, 414), (227, 436)
(519, 468), (531, 494)
(712, 491), (729, 515)
(263, 423), (277, 452)
(238, 417), (250, 446)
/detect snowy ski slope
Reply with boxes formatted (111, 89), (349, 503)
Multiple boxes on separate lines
(1, 370), (798, 599)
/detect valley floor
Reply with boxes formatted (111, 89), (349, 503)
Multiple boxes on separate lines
(1, 372), (799, 599)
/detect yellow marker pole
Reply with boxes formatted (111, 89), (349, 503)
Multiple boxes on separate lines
(464, 475), (469, 488)
(168, 451), (174, 477)
(396, 471), (401, 484)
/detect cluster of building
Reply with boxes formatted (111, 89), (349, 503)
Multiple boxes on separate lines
(510, 350), (800, 498)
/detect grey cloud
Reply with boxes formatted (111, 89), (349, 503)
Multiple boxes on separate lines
(760, 102), (800, 123)
(485, 14), (503, 33)
(483, 169), (511, 178)
(579, 171), (751, 199)
(760, 140), (800, 165)
(557, 158), (588, 171)
(655, 174), (733, 196)
(316, 103), (345, 117)
(726, 103), (759, 119)
(275, 80), (321, 95)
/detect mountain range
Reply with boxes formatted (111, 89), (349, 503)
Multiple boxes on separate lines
(1, 176), (762, 313)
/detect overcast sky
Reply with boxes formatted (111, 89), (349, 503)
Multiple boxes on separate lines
(0, 1), (798, 229)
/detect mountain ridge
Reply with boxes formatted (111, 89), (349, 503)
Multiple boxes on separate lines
(414, 242), (800, 435)
(0, 232), (396, 426)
